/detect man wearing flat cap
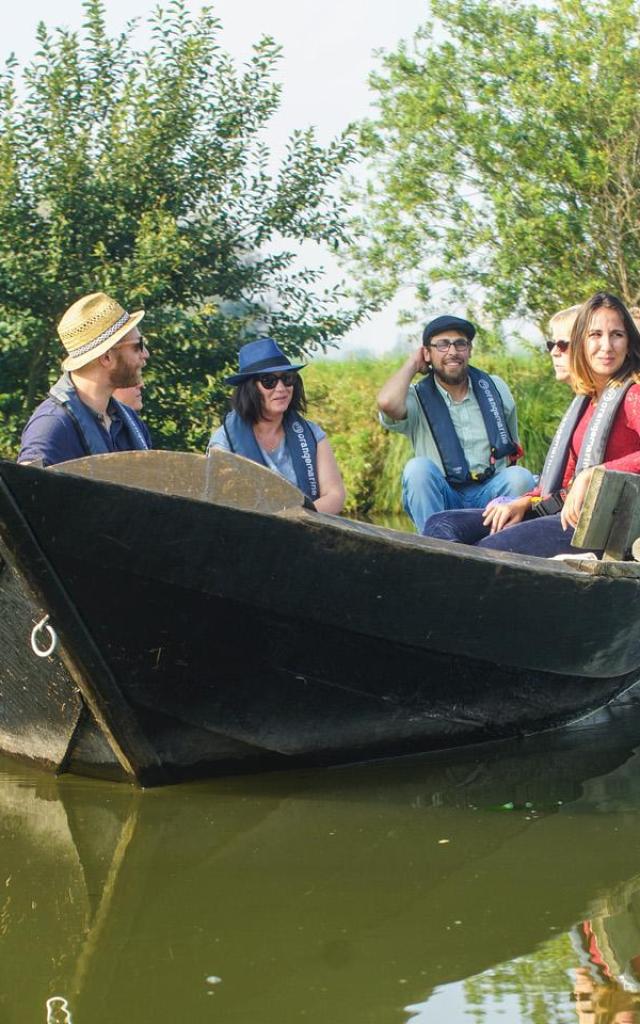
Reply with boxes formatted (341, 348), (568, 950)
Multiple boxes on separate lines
(377, 314), (534, 532)
(18, 292), (151, 467)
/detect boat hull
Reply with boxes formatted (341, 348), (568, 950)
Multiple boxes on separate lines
(1, 452), (639, 784)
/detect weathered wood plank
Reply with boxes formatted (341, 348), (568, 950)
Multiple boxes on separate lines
(603, 476), (640, 560)
(554, 556), (640, 578)
(0, 474), (165, 785)
(572, 468), (640, 559)
(51, 449), (310, 514)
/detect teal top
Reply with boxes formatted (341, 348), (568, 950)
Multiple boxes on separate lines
(380, 374), (519, 478)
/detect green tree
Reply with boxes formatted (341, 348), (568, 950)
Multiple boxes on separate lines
(352, 0), (640, 328)
(0, 0), (367, 455)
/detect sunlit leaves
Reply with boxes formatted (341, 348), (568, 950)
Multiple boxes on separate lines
(352, 0), (640, 328)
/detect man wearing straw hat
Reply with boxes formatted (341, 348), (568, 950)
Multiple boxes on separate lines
(18, 292), (151, 467)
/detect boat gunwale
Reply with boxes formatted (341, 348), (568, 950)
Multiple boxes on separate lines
(23, 452), (632, 584)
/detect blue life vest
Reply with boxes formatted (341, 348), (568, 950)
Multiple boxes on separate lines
(414, 367), (518, 484)
(49, 373), (149, 455)
(538, 380), (633, 496)
(223, 410), (319, 500)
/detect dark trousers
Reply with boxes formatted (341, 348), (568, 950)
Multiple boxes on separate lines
(423, 509), (601, 558)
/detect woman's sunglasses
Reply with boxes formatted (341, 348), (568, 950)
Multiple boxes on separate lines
(546, 339), (570, 353)
(257, 372), (297, 389)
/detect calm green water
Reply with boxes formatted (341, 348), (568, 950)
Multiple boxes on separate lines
(4, 700), (640, 1024)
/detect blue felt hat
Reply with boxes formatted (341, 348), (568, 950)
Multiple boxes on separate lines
(422, 315), (476, 345)
(224, 338), (306, 385)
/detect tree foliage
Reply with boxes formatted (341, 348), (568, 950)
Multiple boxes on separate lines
(0, 0), (367, 454)
(352, 0), (640, 328)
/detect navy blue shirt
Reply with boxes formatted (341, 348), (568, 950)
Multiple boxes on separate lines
(18, 396), (152, 467)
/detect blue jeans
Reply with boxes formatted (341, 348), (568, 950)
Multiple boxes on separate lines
(402, 457), (536, 533)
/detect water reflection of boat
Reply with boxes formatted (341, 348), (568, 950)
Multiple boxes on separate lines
(575, 876), (640, 993)
(4, 708), (640, 1022)
(1, 450), (640, 785)
(0, 770), (139, 1015)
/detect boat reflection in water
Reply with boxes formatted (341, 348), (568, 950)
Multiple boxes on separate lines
(5, 699), (640, 1023)
(567, 763), (640, 1024)
(572, 925), (640, 1024)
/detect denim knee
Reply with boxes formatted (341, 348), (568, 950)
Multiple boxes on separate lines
(512, 465), (536, 491)
(497, 465), (536, 496)
(402, 457), (443, 489)
(402, 457), (451, 530)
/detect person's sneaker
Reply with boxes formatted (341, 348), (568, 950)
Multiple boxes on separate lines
(550, 552), (598, 561)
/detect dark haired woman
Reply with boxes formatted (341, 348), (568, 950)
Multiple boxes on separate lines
(208, 337), (346, 514)
(423, 292), (640, 557)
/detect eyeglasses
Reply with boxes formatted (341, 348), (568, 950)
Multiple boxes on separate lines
(546, 339), (570, 353)
(116, 335), (147, 352)
(428, 339), (471, 353)
(257, 372), (297, 389)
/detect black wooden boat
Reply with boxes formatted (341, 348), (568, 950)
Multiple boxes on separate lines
(0, 449), (639, 786)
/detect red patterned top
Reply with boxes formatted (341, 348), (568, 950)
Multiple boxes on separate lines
(564, 384), (640, 484)
(532, 383), (640, 497)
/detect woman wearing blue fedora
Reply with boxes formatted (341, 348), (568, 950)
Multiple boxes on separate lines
(208, 338), (346, 514)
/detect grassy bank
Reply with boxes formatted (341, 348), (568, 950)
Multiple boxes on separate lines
(304, 352), (568, 518)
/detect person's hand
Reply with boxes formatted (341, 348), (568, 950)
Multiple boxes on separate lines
(408, 346), (430, 376)
(560, 468), (595, 530)
(482, 495), (531, 534)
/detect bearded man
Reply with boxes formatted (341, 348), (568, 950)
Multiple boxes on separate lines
(18, 292), (151, 467)
(377, 314), (534, 532)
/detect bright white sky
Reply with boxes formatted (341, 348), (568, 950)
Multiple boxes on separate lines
(0, 0), (430, 357)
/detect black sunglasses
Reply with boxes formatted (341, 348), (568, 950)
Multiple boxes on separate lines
(546, 339), (569, 353)
(257, 372), (297, 389)
(116, 335), (147, 352)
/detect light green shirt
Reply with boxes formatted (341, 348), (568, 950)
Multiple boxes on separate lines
(379, 373), (519, 477)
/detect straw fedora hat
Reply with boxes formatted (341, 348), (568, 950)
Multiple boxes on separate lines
(58, 292), (145, 371)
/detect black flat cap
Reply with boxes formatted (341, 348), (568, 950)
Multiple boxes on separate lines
(422, 315), (476, 345)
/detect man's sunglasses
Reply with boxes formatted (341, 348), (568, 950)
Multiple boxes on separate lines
(546, 339), (570, 353)
(257, 372), (297, 389)
(116, 335), (147, 352)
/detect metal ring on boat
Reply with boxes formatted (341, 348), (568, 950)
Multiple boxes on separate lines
(46, 996), (73, 1024)
(31, 615), (58, 659)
